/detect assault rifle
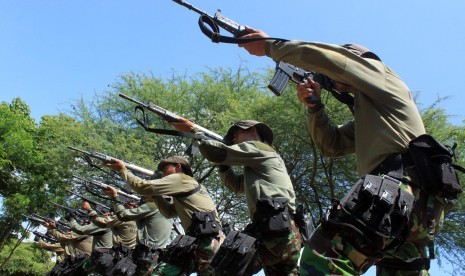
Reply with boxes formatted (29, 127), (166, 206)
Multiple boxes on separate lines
(31, 230), (58, 244)
(50, 202), (88, 219)
(23, 214), (71, 232)
(73, 176), (141, 202)
(32, 214), (72, 232)
(22, 214), (45, 225)
(66, 190), (112, 214)
(172, 0), (328, 100)
(119, 93), (224, 145)
(68, 146), (155, 177)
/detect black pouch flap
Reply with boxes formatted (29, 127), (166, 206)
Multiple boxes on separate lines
(409, 134), (463, 198)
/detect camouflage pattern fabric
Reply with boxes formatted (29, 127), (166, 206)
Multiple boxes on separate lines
(153, 234), (223, 276)
(300, 184), (446, 276)
(246, 222), (301, 276)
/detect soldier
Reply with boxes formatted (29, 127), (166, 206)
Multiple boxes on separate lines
(104, 186), (173, 275)
(43, 220), (92, 276)
(238, 29), (450, 275)
(67, 208), (114, 275)
(104, 156), (224, 275)
(171, 118), (301, 275)
(83, 202), (137, 254)
(34, 236), (66, 276)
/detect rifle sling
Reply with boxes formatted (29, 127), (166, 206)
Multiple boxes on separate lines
(136, 117), (208, 141)
(198, 14), (287, 44)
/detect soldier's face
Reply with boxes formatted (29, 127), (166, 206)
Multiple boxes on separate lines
(162, 163), (177, 176)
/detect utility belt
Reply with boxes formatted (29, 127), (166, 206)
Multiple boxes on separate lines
(374, 134), (464, 200)
(251, 197), (292, 237)
(159, 234), (198, 272)
(187, 211), (220, 237)
(132, 239), (160, 264)
(113, 243), (133, 260)
(210, 230), (258, 276)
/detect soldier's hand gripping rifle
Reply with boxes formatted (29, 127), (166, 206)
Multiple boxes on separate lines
(31, 230), (58, 243)
(73, 176), (141, 203)
(172, 0), (331, 100)
(119, 93), (224, 151)
(68, 146), (155, 177)
(66, 190), (112, 215)
(32, 214), (72, 232)
(50, 202), (88, 220)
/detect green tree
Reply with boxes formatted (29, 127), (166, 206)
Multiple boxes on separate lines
(0, 238), (53, 275)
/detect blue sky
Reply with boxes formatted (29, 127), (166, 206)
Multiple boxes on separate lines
(1, 1), (464, 274)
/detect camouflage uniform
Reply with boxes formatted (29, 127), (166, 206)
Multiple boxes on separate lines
(195, 122), (301, 275)
(261, 41), (446, 275)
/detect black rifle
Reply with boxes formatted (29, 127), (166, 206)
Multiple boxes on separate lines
(172, 0), (328, 100)
(67, 190), (112, 214)
(73, 176), (140, 202)
(32, 214), (72, 232)
(68, 146), (155, 177)
(50, 202), (88, 219)
(119, 93), (224, 143)
(32, 230), (58, 244)
(22, 214), (45, 225)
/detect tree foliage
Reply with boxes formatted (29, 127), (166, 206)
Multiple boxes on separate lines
(0, 67), (464, 273)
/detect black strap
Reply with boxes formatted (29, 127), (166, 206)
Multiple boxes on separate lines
(198, 14), (287, 44)
(134, 105), (208, 141)
(170, 184), (202, 198)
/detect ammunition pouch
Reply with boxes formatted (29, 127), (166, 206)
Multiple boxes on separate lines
(109, 256), (137, 276)
(339, 174), (414, 242)
(408, 134), (465, 199)
(160, 234), (197, 272)
(252, 197), (292, 236)
(90, 248), (115, 275)
(187, 211), (220, 237)
(132, 239), (159, 264)
(210, 230), (258, 276)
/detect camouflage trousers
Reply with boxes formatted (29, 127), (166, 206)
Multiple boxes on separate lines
(153, 232), (224, 276)
(245, 221), (302, 276)
(300, 186), (447, 276)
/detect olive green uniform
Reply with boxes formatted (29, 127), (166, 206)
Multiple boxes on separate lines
(36, 238), (65, 261)
(113, 201), (173, 248)
(69, 219), (114, 275)
(90, 210), (138, 250)
(119, 169), (223, 275)
(196, 139), (301, 275)
(264, 40), (444, 275)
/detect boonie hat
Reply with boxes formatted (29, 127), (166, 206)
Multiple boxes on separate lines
(157, 156), (193, 177)
(341, 43), (381, 61)
(223, 120), (274, 145)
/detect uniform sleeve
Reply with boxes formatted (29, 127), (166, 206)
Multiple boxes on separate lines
(119, 170), (194, 196)
(92, 215), (122, 228)
(153, 196), (178, 219)
(37, 238), (64, 252)
(198, 140), (265, 166)
(306, 106), (356, 157)
(115, 204), (156, 221)
(218, 167), (245, 194)
(69, 219), (102, 235)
